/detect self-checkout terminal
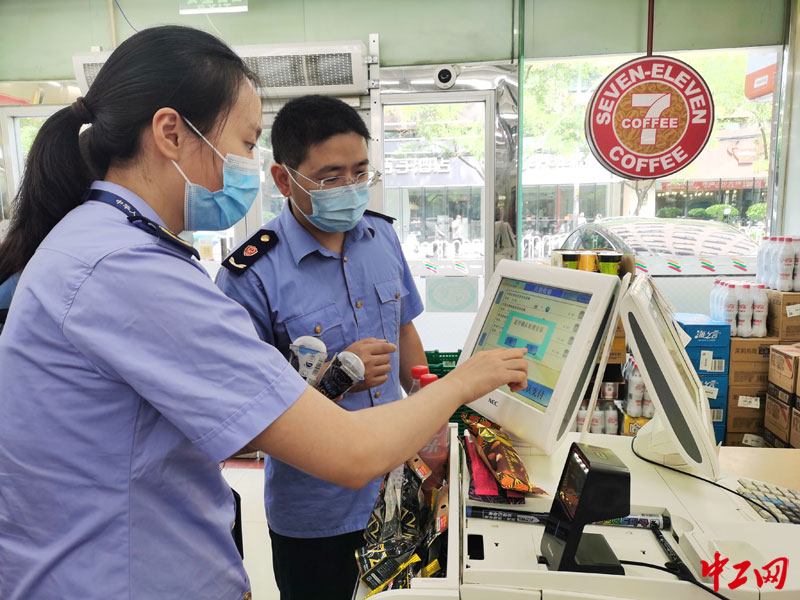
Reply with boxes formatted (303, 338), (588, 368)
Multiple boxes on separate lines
(355, 261), (800, 599)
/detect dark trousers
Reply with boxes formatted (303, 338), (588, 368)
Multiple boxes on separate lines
(269, 527), (364, 600)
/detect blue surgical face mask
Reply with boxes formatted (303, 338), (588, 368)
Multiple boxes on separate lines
(172, 118), (260, 232)
(284, 167), (370, 233)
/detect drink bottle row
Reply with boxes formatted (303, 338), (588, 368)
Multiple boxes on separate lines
(709, 280), (768, 338)
(756, 236), (800, 291)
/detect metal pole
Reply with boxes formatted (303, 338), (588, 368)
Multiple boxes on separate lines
(647, 0), (655, 56)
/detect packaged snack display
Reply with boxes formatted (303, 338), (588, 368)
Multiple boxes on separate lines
(463, 433), (525, 504)
(461, 413), (546, 495)
(359, 452), (452, 593)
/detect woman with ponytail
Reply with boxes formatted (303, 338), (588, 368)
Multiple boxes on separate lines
(0, 25), (528, 600)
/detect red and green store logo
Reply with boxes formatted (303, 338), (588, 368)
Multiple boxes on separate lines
(586, 56), (714, 180)
(700, 260), (715, 272)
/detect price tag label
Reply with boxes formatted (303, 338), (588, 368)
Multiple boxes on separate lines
(786, 304), (800, 318)
(742, 433), (764, 447)
(703, 385), (719, 400)
(738, 395), (761, 409)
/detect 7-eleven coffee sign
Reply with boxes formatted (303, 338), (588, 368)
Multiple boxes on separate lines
(586, 55), (714, 180)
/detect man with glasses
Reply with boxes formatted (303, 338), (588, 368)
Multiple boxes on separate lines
(216, 95), (426, 600)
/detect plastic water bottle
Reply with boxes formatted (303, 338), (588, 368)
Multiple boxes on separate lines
(642, 387), (655, 419)
(723, 283), (739, 336)
(604, 402), (619, 435)
(710, 279), (721, 320)
(793, 237), (800, 292)
(736, 283), (753, 338)
(762, 237), (774, 288)
(576, 402), (588, 432)
(756, 236), (769, 284)
(767, 237), (780, 289)
(590, 410), (604, 434)
(769, 237), (786, 289)
(778, 237), (795, 291)
(626, 366), (644, 418)
(714, 280), (727, 321)
(752, 283), (768, 337)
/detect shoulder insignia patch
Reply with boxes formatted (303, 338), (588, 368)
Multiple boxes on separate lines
(364, 209), (396, 223)
(222, 229), (278, 274)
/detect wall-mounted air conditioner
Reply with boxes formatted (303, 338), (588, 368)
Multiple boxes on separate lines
(72, 40), (369, 98)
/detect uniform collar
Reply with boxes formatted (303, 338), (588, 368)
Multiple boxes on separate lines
(278, 200), (375, 266)
(89, 181), (167, 228)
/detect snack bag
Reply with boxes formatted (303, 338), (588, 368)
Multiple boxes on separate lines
(364, 467), (403, 545)
(462, 433), (525, 504)
(462, 414), (546, 495)
(400, 459), (429, 539)
(356, 539), (421, 596)
(419, 482), (450, 578)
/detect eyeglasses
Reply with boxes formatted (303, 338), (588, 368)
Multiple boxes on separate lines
(286, 166), (381, 190)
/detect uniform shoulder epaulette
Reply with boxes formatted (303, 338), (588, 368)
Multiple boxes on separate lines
(364, 209), (396, 223)
(222, 229), (278, 274)
(129, 216), (200, 261)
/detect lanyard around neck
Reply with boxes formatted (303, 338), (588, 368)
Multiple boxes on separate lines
(84, 188), (199, 260)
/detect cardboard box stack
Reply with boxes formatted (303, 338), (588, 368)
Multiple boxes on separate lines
(767, 290), (800, 341)
(765, 345), (800, 448)
(725, 336), (778, 447)
(674, 314), (730, 445)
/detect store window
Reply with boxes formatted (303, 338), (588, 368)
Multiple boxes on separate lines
(521, 47), (779, 257)
(383, 101), (486, 275)
(382, 100), (488, 351)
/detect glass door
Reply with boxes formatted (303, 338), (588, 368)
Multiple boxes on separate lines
(382, 94), (493, 351)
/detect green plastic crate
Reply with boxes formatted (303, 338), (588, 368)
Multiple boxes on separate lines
(425, 349), (467, 430)
(425, 349), (462, 367)
(450, 405), (482, 436)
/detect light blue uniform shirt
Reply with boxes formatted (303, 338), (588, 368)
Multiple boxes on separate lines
(216, 201), (423, 538)
(0, 181), (307, 599)
(0, 272), (19, 309)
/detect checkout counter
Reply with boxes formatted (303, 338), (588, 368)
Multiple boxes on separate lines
(353, 428), (800, 599)
(354, 264), (800, 599)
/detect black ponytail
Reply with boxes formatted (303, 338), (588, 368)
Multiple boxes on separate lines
(0, 107), (88, 283)
(0, 25), (258, 283)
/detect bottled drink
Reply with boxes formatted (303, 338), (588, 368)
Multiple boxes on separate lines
(576, 402), (588, 432)
(604, 402), (619, 435)
(723, 283), (738, 337)
(600, 381), (619, 400)
(417, 373), (447, 492)
(769, 237), (786, 289)
(736, 283), (753, 338)
(714, 280), (728, 322)
(642, 388), (655, 419)
(626, 366), (644, 418)
(794, 237), (800, 292)
(762, 237), (774, 289)
(710, 279), (721, 320)
(408, 364), (429, 395)
(751, 283), (768, 337)
(756, 236), (769, 284)
(778, 237), (795, 292)
(590, 409), (604, 434)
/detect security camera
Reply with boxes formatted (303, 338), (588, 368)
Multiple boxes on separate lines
(434, 65), (458, 89)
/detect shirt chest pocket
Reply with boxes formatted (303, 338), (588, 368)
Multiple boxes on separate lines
(285, 303), (346, 354)
(374, 279), (408, 343)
